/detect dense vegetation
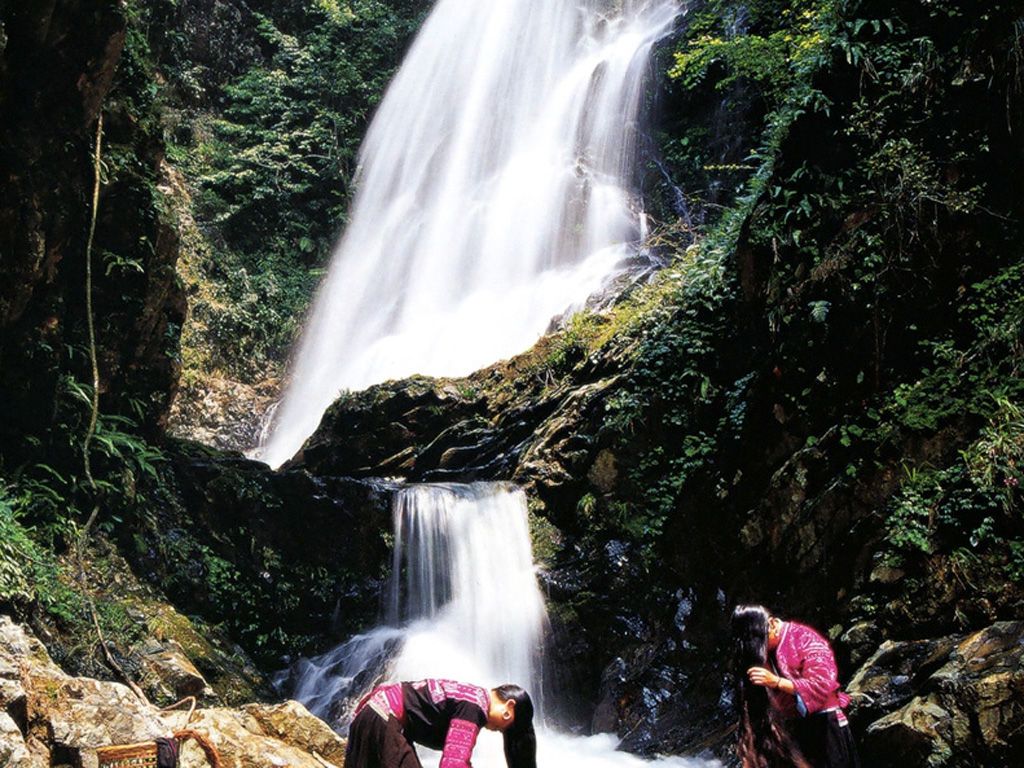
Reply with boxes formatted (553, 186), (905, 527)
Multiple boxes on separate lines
(648, 0), (1024, 625)
(152, 0), (428, 426)
(528, 0), (1014, 648)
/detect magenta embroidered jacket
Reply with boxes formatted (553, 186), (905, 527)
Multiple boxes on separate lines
(769, 621), (851, 719)
(355, 679), (489, 768)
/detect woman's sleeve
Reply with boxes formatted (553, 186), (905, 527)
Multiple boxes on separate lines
(790, 629), (842, 714)
(438, 717), (481, 768)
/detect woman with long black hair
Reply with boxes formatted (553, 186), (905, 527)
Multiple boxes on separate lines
(344, 678), (536, 768)
(731, 605), (859, 768)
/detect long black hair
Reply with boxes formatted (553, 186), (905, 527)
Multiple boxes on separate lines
(494, 684), (536, 768)
(730, 605), (811, 768)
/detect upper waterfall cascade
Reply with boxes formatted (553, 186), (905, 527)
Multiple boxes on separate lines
(255, 0), (683, 468)
(275, 483), (720, 767)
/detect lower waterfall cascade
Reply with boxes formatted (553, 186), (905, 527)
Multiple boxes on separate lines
(275, 483), (721, 767)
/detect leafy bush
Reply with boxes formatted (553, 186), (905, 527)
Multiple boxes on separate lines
(669, 0), (833, 104)
(0, 487), (34, 606)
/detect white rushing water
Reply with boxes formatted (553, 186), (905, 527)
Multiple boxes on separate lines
(256, 0), (682, 468)
(276, 483), (721, 767)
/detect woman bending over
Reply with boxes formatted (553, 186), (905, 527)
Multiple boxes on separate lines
(344, 678), (536, 768)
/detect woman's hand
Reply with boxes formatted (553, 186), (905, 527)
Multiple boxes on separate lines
(747, 666), (781, 689)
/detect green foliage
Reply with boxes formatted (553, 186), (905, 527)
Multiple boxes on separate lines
(8, 367), (166, 554)
(157, 0), (426, 376)
(593, 0), (1024, 640)
(658, 0), (842, 218)
(542, 312), (606, 380)
(154, 526), (345, 662)
(851, 257), (1024, 594)
(605, 241), (731, 425)
(885, 262), (1024, 434)
(669, 0), (833, 104)
(884, 437), (1021, 564)
(825, 253), (1024, 566)
(0, 487), (34, 605)
(707, 0), (1024, 468)
(578, 240), (743, 564)
(0, 477), (150, 655)
(962, 398), (1024, 515)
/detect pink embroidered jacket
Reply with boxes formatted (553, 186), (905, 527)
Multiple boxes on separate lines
(769, 621), (851, 720)
(354, 679), (489, 768)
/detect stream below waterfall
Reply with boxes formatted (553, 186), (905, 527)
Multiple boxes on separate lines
(274, 483), (721, 767)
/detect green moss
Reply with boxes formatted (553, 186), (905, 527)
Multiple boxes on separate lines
(529, 513), (562, 568)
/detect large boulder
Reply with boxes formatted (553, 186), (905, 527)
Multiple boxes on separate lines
(243, 701), (347, 766)
(0, 614), (167, 766)
(161, 706), (346, 768)
(136, 637), (216, 703)
(0, 614), (348, 768)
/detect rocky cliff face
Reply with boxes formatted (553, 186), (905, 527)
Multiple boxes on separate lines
(110, 439), (395, 672)
(847, 621), (1024, 766)
(0, 0), (185, 457)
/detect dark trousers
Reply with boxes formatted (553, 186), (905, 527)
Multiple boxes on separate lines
(345, 708), (421, 768)
(790, 710), (861, 768)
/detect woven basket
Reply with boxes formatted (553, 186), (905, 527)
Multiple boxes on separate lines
(96, 731), (221, 768)
(96, 742), (159, 768)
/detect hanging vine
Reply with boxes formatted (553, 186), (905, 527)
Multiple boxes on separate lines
(79, 113), (104, 550)
(75, 112), (150, 704)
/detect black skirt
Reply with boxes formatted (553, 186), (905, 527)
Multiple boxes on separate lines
(789, 710), (861, 768)
(345, 708), (422, 768)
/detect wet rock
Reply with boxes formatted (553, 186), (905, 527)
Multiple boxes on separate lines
(515, 377), (620, 501)
(295, 377), (486, 477)
(293, 333), (625, 503)
(865, 694), (954, 766)
(839, 620), (886, 669)
(846, 635), (959, 724)
(853, 622), (1024, 767)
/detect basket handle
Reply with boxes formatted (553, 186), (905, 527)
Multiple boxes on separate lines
(173, 730), (222, 768)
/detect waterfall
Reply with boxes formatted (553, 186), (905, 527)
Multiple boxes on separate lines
(274, 483), (545, 725)
(388, 484), (548, 688)
(256, 0), (682, 468)
(275, 483), (720, 767)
